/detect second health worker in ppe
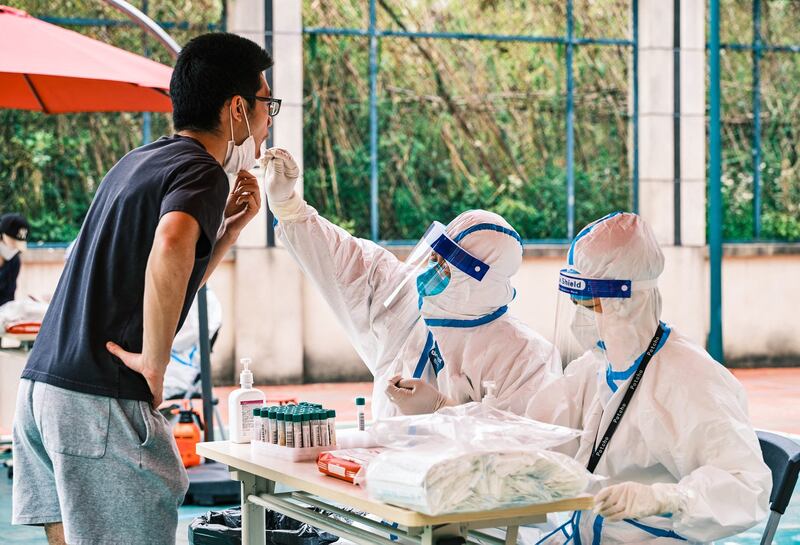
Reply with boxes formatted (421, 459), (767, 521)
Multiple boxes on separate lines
(527, 212), (771, 544)
(263, 149), (556, 418)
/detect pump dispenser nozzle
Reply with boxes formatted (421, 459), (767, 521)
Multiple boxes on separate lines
(239, 357), (253, 388)
(482, 380), (497, 406)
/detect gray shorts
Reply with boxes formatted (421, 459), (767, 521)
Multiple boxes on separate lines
(12, 379), (189, 545)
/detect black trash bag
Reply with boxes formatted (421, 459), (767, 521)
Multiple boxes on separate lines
(189, 507), (340, 545)
(265, 510), (339, 545)
(189, 509), (242, 545)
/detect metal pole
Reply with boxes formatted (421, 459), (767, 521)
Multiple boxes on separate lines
(197, 285), (215, 442)
(632, 0), (640, 215)
(752, 0), (762, 240)
(141, 0), (151, 146)
(566, 0), (576, 239)
(673, 0), (681, 245)
(368, 0), (380, 242)
(708, 0), (724, 362)
(265, 0), (276, 247)
(101, 0), (181, 58)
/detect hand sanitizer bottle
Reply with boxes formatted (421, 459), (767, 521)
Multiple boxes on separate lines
(228, 358), (266, 443)
(481, 380), (498, 409)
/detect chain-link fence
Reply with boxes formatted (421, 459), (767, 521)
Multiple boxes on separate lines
(302, 0), (638, 243)
(718, 0), (800, 242)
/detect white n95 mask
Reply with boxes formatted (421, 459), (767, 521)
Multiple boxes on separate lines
(222, 101), (256, 174)
(570, 304), (602, 352)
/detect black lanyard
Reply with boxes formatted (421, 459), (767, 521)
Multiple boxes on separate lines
(586, 324), (666, 474)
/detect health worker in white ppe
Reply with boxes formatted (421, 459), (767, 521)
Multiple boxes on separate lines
(527, 212), (771, 544)
(262, 148), (556, 418)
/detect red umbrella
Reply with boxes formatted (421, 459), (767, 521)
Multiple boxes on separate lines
(0, 5), (172, 113)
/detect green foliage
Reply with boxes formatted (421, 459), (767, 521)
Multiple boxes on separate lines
(0, 1), (220, 243)
(303, 1), (634, 240)
(717, 1), (800, 241)
(1, 1), (798, 243)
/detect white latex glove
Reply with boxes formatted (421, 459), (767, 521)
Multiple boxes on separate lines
(385, 375), (456, 415)
(594, 482), (684, 522)
(261, 147), (300, 205)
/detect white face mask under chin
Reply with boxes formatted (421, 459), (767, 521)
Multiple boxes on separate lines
(222, 102), (257, 174)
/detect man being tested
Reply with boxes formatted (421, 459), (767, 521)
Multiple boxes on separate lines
(12, 33), (275, 545)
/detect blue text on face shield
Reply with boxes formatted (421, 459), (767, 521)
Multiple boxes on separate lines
(416, 261), (450, 299)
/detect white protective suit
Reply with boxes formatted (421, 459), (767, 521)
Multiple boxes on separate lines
(266, 156), (555, 418)
(527, 212), (771, 544)
(163, 287), (223, 400)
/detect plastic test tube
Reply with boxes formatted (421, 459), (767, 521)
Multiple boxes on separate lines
(302, 413), (311, 448)
(285, 410), (295, 448)
(270, 409), (278, 444)
(252, 408), (262, 443)
(355, 397), (366, 431)
(277, 411), (286, 446)
(260, 407), (267, 443)
(319, 410), (330, 446)
(292, 414), (303, 448)
(309, 411), (320, 447)
(260, 408), (269, 443)
(327, 409), (337, 446)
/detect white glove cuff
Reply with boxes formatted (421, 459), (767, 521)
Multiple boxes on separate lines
(651, 482), (686, 516)
(269, 191), (305, 221)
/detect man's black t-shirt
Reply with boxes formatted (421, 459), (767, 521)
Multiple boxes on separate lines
(23, 135), (228, 401)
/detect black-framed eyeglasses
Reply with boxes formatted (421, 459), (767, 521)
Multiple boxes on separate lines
(244, 96), (282, 117)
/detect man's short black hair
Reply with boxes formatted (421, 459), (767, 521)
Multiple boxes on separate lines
(171, 33), (273, 133)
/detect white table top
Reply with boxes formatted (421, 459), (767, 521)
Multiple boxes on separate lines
(1, 332), (37, 343)
(197, 441), (593, 527)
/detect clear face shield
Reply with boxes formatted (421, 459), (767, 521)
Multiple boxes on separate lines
(383, 221), (492, 310)
(551, 268), (636, 368)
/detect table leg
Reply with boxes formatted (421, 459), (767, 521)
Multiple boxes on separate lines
(504, 526), (519, 545)
(421, 523), (467, 545)
(233, 470), (274, 545)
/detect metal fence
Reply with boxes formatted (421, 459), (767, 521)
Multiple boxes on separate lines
(716, 0), (800, 242)
(291, 0), (639, 243)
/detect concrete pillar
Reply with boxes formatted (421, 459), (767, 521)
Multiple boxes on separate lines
(637, 0), (706, 246)
(227, 0), (266, 249)
(271, 0), (304, 183)
(227, 0), (305, 383)
(678, 0), (707, 247)
(638, 0), (675, 244)
(637, 0), (709, 345)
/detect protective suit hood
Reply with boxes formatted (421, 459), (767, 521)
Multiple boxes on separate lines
(420, 209), (522, 321)
(568, 212), (664, 373)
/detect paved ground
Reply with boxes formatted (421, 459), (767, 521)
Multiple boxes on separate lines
(2, 369), (799, 544)
(731, 368), (800, 434)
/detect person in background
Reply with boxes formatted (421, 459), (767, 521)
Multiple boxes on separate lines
(0, 213), (30, 306)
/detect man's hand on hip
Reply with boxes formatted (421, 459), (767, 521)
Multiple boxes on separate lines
(106, 342), (165, 407)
